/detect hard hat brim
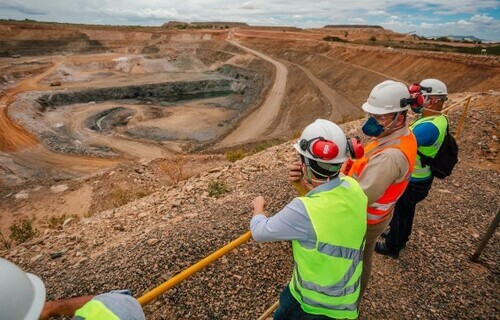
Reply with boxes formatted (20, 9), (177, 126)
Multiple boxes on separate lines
(362, 102), (409, 114)
(24, 273), (46, 320)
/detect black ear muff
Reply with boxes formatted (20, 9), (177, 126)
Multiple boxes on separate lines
(346, 136), (364, 159)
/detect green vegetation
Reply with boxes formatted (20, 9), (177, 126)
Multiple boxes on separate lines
(224, 139), (284, 163)
(226, 149), (246, 162)
(48, 213), (78, 230)
(323, 36), (348, 43)
(108, 188), (151, 207)
(9, 218), (38, 244)
(0, 231), (11, 250)
(207, 179), (229, 198)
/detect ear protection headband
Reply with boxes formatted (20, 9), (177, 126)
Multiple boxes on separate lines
(346, 136), (364, 159)
(409, 83), (432, 94)
(300, 137), (339, 160)
(300, 136), (364, 161)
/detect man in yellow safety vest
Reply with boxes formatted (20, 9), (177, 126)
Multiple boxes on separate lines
(251, 119), (367, 319)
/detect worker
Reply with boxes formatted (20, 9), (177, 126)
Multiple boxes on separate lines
(376, 79), (449, 258)
(289, 80), (417, 299)
(251, 119), (367, 319)
(0, 258), (145, 320)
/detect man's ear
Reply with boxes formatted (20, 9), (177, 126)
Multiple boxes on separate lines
(397, 113), (406, 125)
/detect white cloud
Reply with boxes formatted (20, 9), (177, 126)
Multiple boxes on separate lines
(348, 17), (367, 24)
(241, 2), (254, 10)
(470, 14), (494, 24)
(293, 15), (302, 19)
(367, 10), (388, 16)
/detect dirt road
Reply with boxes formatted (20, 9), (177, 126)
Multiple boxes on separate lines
(218, 36), (288, 147)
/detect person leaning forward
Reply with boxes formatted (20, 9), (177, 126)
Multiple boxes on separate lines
(289, 80), (417, 300)
(251, 119), (367, 319)
(376, 79), (450, 258)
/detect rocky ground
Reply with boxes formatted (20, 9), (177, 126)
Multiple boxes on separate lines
(1, 91), (499, 319)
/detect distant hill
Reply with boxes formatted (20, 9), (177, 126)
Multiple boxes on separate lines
(323, 25), (383, 29)
(427, 35), (484, 42)
(162, 21), (249, 28)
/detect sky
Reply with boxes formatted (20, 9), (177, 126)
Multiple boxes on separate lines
(0, 0), (499, 41)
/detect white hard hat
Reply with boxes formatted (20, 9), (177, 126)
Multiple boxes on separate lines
(420, 79), (448, 96)
(294, 119), (348, 164)
(362, 80), (411, 114)
(0, 258), (46, 320)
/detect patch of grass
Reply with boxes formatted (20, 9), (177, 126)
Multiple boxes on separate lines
(207, 179), (229, 198)
(108, 188), (134, 207)
(0, 231), (11, 250)
(9, 218), (38, 244)
(226, 149), (246, 162)
(323, 36), (348, 43)
(160, 155), (187, 184)
(48, 213), (77, 230)
(249, 140), (283, 154)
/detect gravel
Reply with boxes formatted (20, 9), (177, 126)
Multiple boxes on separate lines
(2, 92), (498, 319)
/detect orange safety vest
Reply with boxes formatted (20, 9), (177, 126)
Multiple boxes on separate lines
(347, 131), (417, 225)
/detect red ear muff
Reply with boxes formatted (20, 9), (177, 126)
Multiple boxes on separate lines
(411, 93), (425, 108)
(300, 137), (339, 160)
(409, 83), (421, 94)
(311, 139), (339, 160)
(346, 136), (364, 159)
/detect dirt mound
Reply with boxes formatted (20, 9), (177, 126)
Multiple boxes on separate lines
(1, 92), (498, 319)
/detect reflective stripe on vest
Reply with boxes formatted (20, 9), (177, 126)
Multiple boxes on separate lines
(410, 115), (448, 180)
(293, 237), (365, 298)
(289, 176), (367, 319)
(74, 300), (120, 320)
(347, 130), (417, 225)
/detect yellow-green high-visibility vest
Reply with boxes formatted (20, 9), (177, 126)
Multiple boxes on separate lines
(410, 114), (448, 180)
(73, 300), (120, 320)
(289, 176), (367, 319)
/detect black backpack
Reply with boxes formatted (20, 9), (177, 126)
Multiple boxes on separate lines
(417, 122), (458, 179)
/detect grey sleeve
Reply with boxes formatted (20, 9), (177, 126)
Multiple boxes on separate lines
(250, 198), (316, 243)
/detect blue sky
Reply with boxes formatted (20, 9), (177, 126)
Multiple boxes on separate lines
(0, 0), (499, 41)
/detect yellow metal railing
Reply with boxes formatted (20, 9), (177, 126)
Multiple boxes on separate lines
(441, 95), (472, 139)
(137, 231), (252, 306)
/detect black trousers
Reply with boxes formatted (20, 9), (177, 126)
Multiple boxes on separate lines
(386, 178), (433, 252)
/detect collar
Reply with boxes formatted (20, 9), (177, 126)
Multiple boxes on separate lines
(306, 176), (342, 197)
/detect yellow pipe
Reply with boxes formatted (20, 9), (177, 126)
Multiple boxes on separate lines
(442, 95), (472, 113)
(257, 300), (279, 320)
(453, 96), (472, 139)
(138, 231), (252, 306)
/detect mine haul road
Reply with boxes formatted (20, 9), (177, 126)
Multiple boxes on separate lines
(218, 37), (288, 147)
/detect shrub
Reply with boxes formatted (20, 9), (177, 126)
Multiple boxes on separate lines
(0, 231), (11, 250)
(369, 36), (377, 42)
(48, 214), (70, 230)
(10, 219), (38, 244)
(323, 36), (347, 43)
(108, 189), (133, 207)
(226, 149), (246, 162)
(207, 180), (229, 198)
(160, 155), (187, 184)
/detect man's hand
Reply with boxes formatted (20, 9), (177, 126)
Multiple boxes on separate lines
(252, 196), (266, 217)
(288, 160), (303, 183)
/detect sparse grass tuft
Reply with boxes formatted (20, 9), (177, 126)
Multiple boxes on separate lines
(226, 149), (246, 162)
(48, 213), (77, 230)
(9, 218), (38, 244)
(109, 188), (134, 207)
(207, 179), (229, 198)
(0, 231), (12, 250)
